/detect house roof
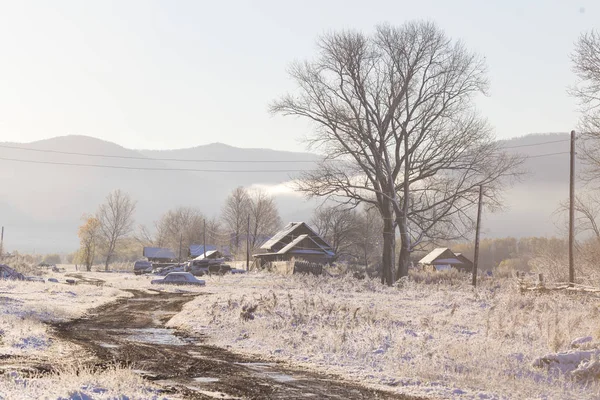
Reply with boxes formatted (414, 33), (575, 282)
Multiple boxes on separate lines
(419, 248), (463, 265)
(194, 250), (220, 260)
(455, 253), (473, 265)
(143, 247), (176, 259)
(255, 234), (335, 259)
(189, 244), (217, 257)
(260, 222), (333, 252)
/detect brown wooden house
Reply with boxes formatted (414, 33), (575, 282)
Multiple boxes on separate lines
(253, 222), (335, 267)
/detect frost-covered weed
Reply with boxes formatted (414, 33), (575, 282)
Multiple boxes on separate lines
(168, 272), (600, 399)
(0, 363), (167, 400)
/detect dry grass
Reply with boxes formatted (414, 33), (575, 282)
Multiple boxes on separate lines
(167, 272), (600, 399)
(0, 363), (169, 400)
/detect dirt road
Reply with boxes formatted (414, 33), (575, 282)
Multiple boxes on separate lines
(52, 288), (421, 400)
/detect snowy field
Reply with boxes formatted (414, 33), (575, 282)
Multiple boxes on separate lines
(3, 265), (600, 399)
(168, 272), (600, 400)
(0, 266), (172, 400)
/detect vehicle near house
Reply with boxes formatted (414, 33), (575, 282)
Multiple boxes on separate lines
(151, 272), (205, 286)
(133, 260), (153, 275)
(186, 258), (231, 276)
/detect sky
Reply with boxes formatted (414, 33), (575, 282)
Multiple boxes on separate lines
(0, 0), (597, 153)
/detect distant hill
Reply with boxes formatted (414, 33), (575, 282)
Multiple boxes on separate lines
(0, 133), (577, 253)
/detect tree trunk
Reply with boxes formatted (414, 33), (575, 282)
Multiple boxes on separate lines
(396, 133), (412, 280)
(381, 201), (396, 286)
(397, 217), (411, 279)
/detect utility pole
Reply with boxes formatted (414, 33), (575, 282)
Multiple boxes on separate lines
(246, 214), (250, 271)
(569, 130), (576, 285)
(0, 226), (4, 259)
(472, 185), (483, 287)
(203, 219), (206, 260)
(179, 233), (183, 263)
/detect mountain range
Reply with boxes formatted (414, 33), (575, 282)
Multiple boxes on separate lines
(0, 133), (576, 253)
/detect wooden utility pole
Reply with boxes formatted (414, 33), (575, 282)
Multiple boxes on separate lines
(0, 226), (4, 258)
(472, 185), (483, 287)
(246, 214), (250, 271)
(178, 233), (183, 263)
(569, 130), (576, 285)
(203, 219), (206, 259)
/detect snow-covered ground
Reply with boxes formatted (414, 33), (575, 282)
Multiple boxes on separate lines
(167, 272), (600, 399)
(4, 265), (600, 399)
(0, 266), (172, 400)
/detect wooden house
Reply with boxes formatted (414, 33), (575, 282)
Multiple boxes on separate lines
(253, 222), (335, 266)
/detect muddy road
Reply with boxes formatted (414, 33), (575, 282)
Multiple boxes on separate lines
(53, 289), (420, 400)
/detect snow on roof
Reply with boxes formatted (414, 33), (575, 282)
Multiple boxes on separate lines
(260, 222), (306, 250)
(419, 248), (463, 265)
(189, 244), (217, 257)
(277, 234), (309, 254)
(143, 247), (176, 259)
(260, 222), (334, 253)
(193, 250), (220, 260)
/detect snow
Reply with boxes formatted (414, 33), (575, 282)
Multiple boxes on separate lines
(0, 268), (169, 399)
(166, 272), (600, 399)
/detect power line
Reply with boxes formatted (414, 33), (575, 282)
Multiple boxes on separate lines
(0, 151), (570, 173)
(0, 144), (319, 163)
(0, 156), (312, 173)
(499, 138), (570, 149)
(525, 151), (570, 159)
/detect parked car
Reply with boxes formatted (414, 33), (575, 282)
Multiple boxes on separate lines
(151, 272), (206, 286)
(133, 260), (153, 275)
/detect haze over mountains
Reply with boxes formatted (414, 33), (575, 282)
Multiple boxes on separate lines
(0, 133), (575, 253)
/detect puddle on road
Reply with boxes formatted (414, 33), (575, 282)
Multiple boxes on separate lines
(266, 373), (296, 382)
(237, 362), (298, 383)
(194, 377), (220, 383)
(125, 328), (189, 346)
(186, 387), (241, 399)
(99, 342), (119, 349)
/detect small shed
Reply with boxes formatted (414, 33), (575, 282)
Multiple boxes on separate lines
(418, 248), (465, 271)
(253, 222), (335, 266)
(143, 247), (176, 263)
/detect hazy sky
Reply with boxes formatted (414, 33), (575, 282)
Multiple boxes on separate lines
(0, 0), (596, 152)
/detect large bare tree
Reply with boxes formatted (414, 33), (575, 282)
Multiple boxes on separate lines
(272, 21), (520, 284)
(571, 30), (600, 181)
(97, 189), (136, 270)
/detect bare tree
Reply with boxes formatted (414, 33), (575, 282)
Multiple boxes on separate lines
(155, 207), (205, 257)
(96, 190), (136, 270)
(311, 205), (359, 258)
(571, 30), (600, 181)
(222, 187), (251, 252)
(555, 192), (600, 240)
(354, 207), (383, 273)
(133, 224), (155, 247)
(77, 215), (100, 271)
(272, 21), (520, 284)
(248, 189), (283, 251)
